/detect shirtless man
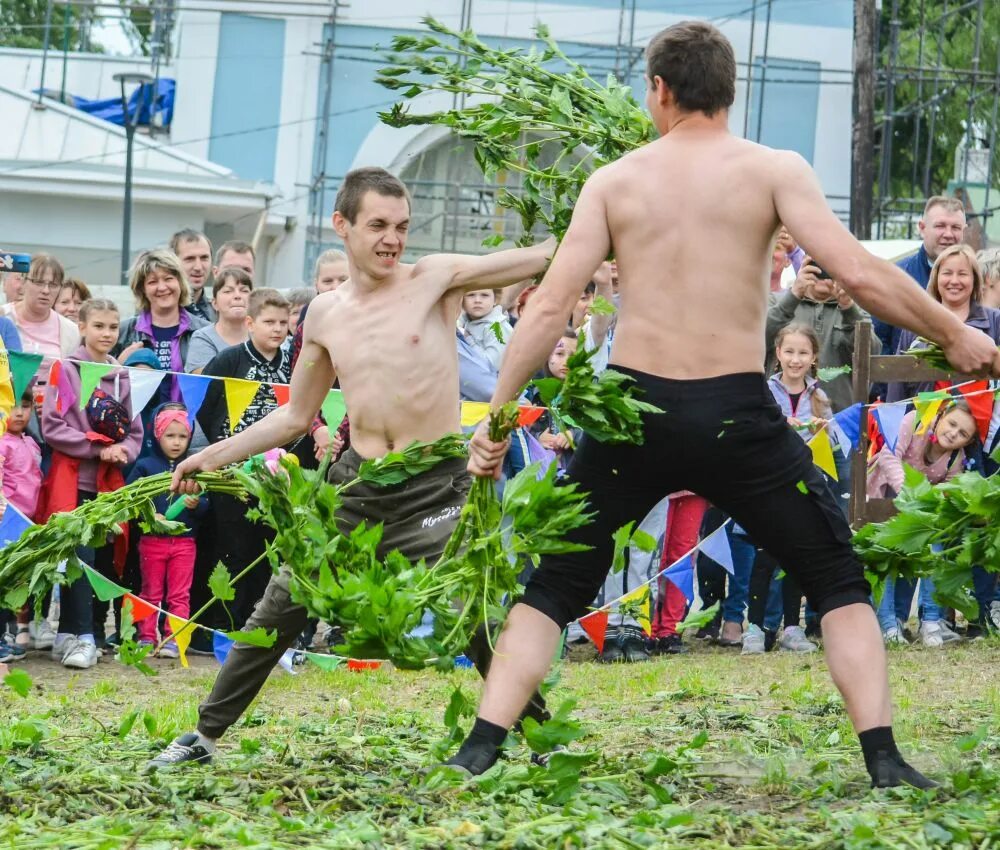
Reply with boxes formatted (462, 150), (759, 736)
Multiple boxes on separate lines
(445, 21), (999, 788)
(146, 167), (555, 768)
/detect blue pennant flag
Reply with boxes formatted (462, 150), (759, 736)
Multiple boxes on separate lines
(0, 504), (34, 549)
(176, 373), (212, 430)
(660, 553), (695, 602)
(874, 404), (907, 453)
(212, 631), (235, 665)
(698, 522), (733, 575)
(832, 403), (863, 453)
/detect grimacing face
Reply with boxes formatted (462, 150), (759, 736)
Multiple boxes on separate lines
(333, 191), (410, 281)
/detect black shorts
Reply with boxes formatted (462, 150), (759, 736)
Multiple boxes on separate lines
(521, 369), (870, 628)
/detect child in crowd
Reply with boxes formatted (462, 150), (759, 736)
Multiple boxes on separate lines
(126, 405), (207, 658)
(200, 289), (292, 628)
(287, 289), (315, 338)
(530, 330), (582, 470)
(459, 289), (511, 371)
(313, 249), (350, 294)
(741, 323), (832, 655)
(867, 399), (978, 647)
(39, 298), (143, 668)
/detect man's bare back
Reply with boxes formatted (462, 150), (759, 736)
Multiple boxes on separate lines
(305, 267), (466, 458)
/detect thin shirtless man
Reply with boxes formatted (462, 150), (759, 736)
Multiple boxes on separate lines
(146, 167), (555, 768)
(445, 21), (999, 788)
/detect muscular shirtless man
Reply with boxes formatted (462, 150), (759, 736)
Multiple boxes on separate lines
(445, 21), (999, 788)
(146, 167), (555, 769)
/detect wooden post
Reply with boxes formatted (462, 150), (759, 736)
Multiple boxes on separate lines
(849, 320), (873, 528)
(850, 0), (876, 239)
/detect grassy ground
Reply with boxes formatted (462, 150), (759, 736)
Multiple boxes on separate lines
(2, 637), (1000, 849)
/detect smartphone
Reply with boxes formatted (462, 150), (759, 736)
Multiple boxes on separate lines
(814, 266), (832, 281)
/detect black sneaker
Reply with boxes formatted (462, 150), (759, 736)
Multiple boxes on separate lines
(598, 627), (650, 663)
(649, 634), (688, 655)
(694, 623), (719, 641)
(868, 750), (938, 789)
(186, 632), (215, 657)
(443, 740), (501, 776)
(763, 628), (777, 652)
(530, 745), (567, 767)
(146, 733), (214, 769)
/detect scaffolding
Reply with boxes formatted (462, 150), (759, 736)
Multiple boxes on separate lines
(873, 0), (1000, 246)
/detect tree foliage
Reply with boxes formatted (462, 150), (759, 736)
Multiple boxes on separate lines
(0, 0), (96, 52)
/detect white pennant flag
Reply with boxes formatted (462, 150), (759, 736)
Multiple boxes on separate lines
(128, 369), (166, 419)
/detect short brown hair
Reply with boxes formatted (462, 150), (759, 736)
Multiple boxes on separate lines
(27, 254), (65, 289)
(247, 287), (289, 319)
(923, 196), (965, 218)
(214, 240), (255, 268)
(128, 249), (191, 312)
(212, 266), (254, 299)
(646, 21), (736, 116)
(928, 244), (983, 305)
(334, 167), (411, 224)
(61, 277), (92, 302)
(170, 228), (212, 257)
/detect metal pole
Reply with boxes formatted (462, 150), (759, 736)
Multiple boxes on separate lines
(36, 0), (55, 106)
(922, 0), (946, 196)
(980, 34), (1000, 245)
(742, 1), (758, 138)
(754, 0), (774, 143)
(961, 0), (985, 187)
(907, 0), (926, 232)
(120, 83), (135, 286)
(59, 4), (70, 103)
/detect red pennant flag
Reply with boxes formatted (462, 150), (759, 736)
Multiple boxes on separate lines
(956, 381), (992, 441)
(579, 609), (609, 653)
(272, 383), (290, 407)
(518, 406), (545, 428)
(123, 593), (157, 623)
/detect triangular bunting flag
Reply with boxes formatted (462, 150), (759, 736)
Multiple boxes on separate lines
(0, 503), (33, 549)
(956, 381), (993, 441)
(127, 368), (166, 419)
(167, 615), (194, 668)
(620, 584), (651, 636)
(321, 389), (347, 428)
(304, 651), (344, 671)
(278, 648), (298, 675)
(122, 593), (157, 623)
(213, 630), (235, 665)
(698, 522), (734, 575)
(83, 564), (127, 602)
(660, 553), (696, 602)
(809, 428), (839, 481)
(579, 609), (609, 653)
(873, 404), (907, 452)
(460, 401), (490, 427)
(272, 383), (290, 407)
(224, 378), (261, 433)
(915, 398), (943, 435)
(8, 351), (43, 401)
(77, 362), (114, 409)
(832, 403), (862, 452)
(517, 406), (544, 428)
(829, 419), (851, 458)
(176, 373), (212, 429)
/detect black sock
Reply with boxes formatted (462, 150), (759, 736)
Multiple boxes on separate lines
(445, 717), (507, 775)
(466, 717), (508, 749)
(859, 726), (938, 789)
(858, 726), (900, 767)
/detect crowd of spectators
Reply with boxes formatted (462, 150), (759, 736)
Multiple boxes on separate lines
(1, 192), (999, 674)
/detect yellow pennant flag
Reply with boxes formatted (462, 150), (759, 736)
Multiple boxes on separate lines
(619, 584), (651, 636)
(809, 428), (839, 481)
(167, 615), (195, 668)
(224, 378), (261, 433)
(915, 398), (943, 435)
(460, 401), (491, 428)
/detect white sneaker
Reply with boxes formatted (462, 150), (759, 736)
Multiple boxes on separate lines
(937, 621), (962, 644)
(30, 619), (56, 650)
(741, 623), (766, 655)
(158, 642), (180, 659)
(919, 620), (944, 648)
(990, 601), (1000, 631)
(778, 625), (818, 653)
(50, 634), (71, 662)
(62, 638), (99, 669)
(883, 626), (910, 645)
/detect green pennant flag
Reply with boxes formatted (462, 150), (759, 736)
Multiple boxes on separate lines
(8, 351), (43, 401)
(83, 564), (127, 602)
(78, 362), (115, 409)
(321, 389), (347, 429)
(304, 651), (344, 671)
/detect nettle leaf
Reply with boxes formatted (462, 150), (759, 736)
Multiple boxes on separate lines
(521, 699), (585, 753)
(610, 522), (636, 575)
(816, 364), (851, 381)
(208, 562), (236, 603)
(3, 668), (32, 698)
(631, 529), (657, 553)
(589, 295), (616, 316)
(676, 601), (721, 634)
(227, 627), (277, 648)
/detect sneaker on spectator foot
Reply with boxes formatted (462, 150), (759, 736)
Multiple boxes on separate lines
(883, 626), (909, 646)
(158, 642), (180, 659)
(918, 620), (944, 648)
(186, 631), (215, 657)
(597, 627), (650, 663)
(29, 619), (56, 651)
(62, 638), (99, 669)
(989, 601), (1000, 632)
(778, 625), (818, 653)
(718, 621), (743, 647)
(741, 624), (766, 655)
(936, 621), (961, 644)
(146, 733), (214, 770)
(0, 637), (26, 662)
(649, 634), (688, 656)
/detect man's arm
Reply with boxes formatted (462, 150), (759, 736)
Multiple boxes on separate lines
(491, 177), (612, 407)
(414, 237), (557, 294)
(172, 308), (336, 491)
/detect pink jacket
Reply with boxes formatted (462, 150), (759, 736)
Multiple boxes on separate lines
(0, 432), (42, 519)
(866, 410), (965, 498)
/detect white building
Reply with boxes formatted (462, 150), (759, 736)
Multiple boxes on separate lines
(0, 0), (855, 292)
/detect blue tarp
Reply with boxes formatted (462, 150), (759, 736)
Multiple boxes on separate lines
(38, 78), (175, 128)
